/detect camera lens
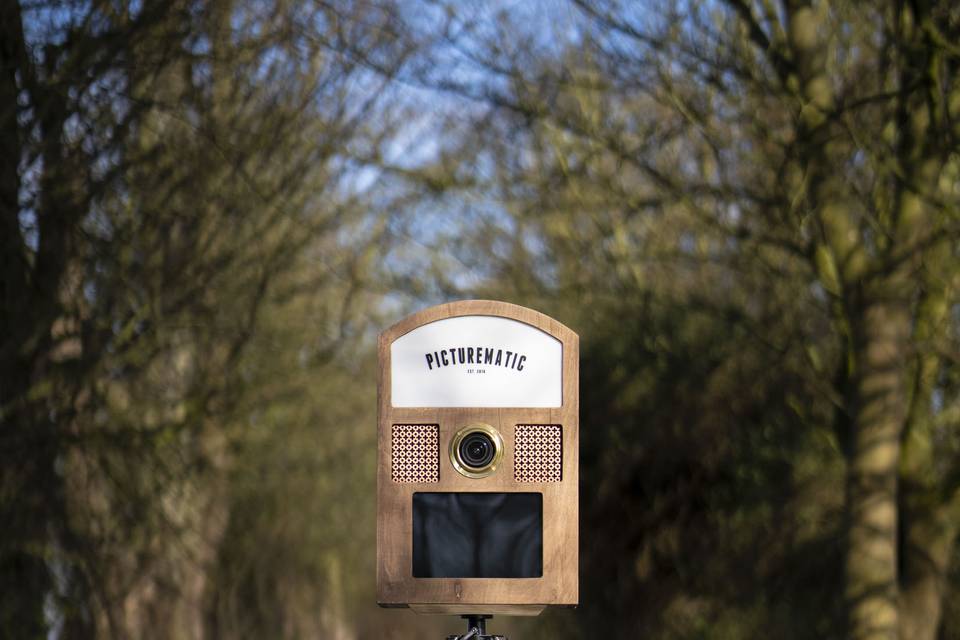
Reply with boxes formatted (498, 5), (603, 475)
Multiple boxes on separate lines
(459, 432), (495, 468)
(451, 424), (503, 478)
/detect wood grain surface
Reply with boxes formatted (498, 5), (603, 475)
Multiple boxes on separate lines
(377, 300), (579, 613)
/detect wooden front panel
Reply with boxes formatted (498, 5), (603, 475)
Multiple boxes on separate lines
(377, 300), (578, 611)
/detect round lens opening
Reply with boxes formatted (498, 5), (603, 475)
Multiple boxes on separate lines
(450, 424), (503, 479)
(459, 432), (495, 469)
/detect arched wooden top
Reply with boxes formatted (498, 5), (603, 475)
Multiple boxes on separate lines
(379, 299), (578, 346)
(379, 300), (577, 410)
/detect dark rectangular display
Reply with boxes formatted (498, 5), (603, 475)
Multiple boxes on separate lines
(412, 492), (543, 578)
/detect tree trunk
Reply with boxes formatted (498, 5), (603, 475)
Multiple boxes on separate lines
(0, 3), (54, 638)
(845, 299), (911, 640)
(899, 493), (959, 640)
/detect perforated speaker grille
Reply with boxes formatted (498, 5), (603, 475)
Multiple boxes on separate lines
(391, 424), (440, 483)
(514, 424), (562, 482)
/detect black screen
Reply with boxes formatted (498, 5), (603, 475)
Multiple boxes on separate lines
(412, 492), (542, 578)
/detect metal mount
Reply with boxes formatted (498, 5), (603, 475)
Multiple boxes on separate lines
(445, 614), (507, 640)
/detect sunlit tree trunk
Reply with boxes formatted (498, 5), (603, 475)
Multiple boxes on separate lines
(899, 496), (960, 640)
(895, 152), (958, 640)
(845, 299), (910, 639)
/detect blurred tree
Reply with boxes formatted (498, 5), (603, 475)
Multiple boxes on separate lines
(403, 1), (960, 638)
(1, 0), (414, 637)
(202, 227), (387, 638)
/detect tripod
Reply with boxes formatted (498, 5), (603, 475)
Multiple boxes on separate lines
(446, 614), (506, 640)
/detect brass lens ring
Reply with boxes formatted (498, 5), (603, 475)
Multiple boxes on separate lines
(450, 423), (504, 479)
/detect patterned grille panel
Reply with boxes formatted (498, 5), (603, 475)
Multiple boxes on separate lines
(391, 424), (440, 483)
(514, 424), (562, 482)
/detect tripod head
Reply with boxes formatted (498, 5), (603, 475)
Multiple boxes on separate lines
(445, 614), (506, 640)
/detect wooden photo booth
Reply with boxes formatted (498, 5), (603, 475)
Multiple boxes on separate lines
(377, 300), (578, 615)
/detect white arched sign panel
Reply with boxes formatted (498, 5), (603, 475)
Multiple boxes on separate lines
(390, 315), (562, 408)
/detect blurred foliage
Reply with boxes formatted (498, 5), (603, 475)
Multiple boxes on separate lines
(401, 1), (960, 638)
(2, 1), (959, 639)
(1, 0), (416, 637)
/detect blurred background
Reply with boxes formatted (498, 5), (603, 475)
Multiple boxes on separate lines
(2, 1), (959, 638)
